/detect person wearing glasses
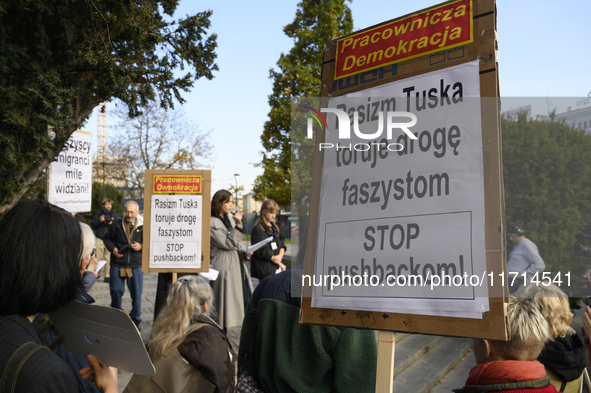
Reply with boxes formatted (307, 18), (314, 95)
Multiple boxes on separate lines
(80, 224), (99, 293)
(104, 200), (144, 330)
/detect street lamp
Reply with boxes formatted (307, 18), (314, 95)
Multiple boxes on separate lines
(100, 161), (111, 200)
(233, 173), (240, 208)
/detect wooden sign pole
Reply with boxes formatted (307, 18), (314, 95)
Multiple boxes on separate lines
(375, 331), (395, 393)
(172, 272), (177, 283)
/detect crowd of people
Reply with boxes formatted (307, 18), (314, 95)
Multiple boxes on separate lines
(2, 196), (591, 393)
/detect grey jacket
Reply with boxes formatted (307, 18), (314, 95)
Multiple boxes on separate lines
(210, 214), (247, 329)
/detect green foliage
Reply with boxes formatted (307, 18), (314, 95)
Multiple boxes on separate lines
(35, 315), (64, 351)
(502, 114), (591, 281)
(253, 0), (353, 207)
(0, 0), (218, 213)
(91, 181), (124, 216)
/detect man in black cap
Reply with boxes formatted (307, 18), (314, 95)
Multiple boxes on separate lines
(91, 198), (119, 283)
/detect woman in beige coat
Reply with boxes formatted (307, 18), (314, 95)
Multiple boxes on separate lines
(210, 189), (250, 330)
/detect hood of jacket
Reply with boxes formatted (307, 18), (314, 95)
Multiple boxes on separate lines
(453, 360), (552, 393)
(538, 334), (586, 382)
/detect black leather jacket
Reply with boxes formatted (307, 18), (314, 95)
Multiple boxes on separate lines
(103, 218), (143, 268)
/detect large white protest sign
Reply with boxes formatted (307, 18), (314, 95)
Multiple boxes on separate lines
(149, 194), (203, 269)
(47, 130), (92, 213)
(311, 61), (489, 318)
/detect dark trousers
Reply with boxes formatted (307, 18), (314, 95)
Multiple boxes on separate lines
(509, 277), (524, 295)
(109, 266), (143, 324)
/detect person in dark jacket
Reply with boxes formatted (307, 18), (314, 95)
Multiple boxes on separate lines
(124, 275), (234, 393)
(91, 198), (119, 283)
(250, 199), (287, 280)
(103, 200), (144, 329)
(0, 200), (118, 393)
(525, 284), (586, 393)
(34, 222), (101, 393)
(238, 265), (378, 393)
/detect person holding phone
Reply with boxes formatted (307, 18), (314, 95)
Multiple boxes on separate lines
(91, 198), (118, 283)
(210, 190), (252, 331)
(250, 199), (287, 280)
(103, 200), (144, 330)
(79, 224), (99, 293)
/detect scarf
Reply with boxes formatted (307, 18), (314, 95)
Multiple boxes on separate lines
(465, 360), (547, 386)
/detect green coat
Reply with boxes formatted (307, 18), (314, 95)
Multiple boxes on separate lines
(239, 298), (377, 393)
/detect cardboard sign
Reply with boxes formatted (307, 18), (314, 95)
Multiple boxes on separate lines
(153, 175), (202, 194)
(47, 130), (93, 213)
(49, 301), (154, 376)
(300, 0), (508, 340)
(149, 194), (203, 269)
(335, 0), (473, 80)
(143, 170), (211, 273)
(312, 61), (489, 318)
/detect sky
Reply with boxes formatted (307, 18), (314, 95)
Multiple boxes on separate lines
(82, 0), (591, 197)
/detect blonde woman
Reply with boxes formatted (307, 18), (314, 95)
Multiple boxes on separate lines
(124, 276), (234, 393)
(250, 199), (287, 280)
(456, 296), (553, 393)
(524, 284), (586, 393)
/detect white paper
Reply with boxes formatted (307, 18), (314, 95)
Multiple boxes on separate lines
(47, 131), (93, 213)
(200, 268), (219, 281)
(149, 195), (203, 269)
(248, 236), (273, 254)
(94, 260), (107, 273)
(311, 61), (489, 319)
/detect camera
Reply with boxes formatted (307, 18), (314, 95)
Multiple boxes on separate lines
(104, 214), (112, 224)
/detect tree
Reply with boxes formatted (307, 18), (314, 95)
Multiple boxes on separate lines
(253, 0), (353, 207)
(107, 102), (213, 199)
(227, 183), (245, 211)
(91, 181), (124, 216)
(0, 0), (218, 213)
(502, 114), (591, 280)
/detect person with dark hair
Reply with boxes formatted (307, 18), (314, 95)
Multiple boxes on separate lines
(250, 199), (287, 280)
(507, 223), (545, 293)
(91, 198), (119, 283)
(124, 276), (234, 393)
(210, 189), (251, 330)
(103, 200), (144, 330)
(0, 199), (117, 393)
(34, 222), (101, 393)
